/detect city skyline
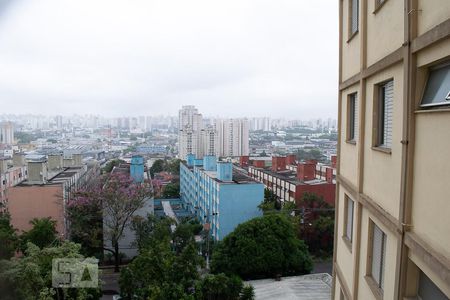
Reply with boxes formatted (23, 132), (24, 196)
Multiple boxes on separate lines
(0, 0), (338, 119)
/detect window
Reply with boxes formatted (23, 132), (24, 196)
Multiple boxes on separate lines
(344, 197), (354, 243)
(375, 80), (393, 148)
(349, 0), (359, 37)
(369, 222), (387, 291)
(418, 271), (448, 300)
(347, 93), (358, 142)
(421, 63), (450, 108)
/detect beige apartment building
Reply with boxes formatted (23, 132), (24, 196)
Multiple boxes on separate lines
(333, 1), (450, 300)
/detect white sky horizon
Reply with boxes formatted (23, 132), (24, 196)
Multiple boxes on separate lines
(0, 0), (339, 119)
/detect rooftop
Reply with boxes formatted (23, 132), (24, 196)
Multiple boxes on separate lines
(247, 273), (331, 300)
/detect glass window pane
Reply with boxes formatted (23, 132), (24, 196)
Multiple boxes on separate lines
(421, 64), (450, 107)
(371, 224), (383, 286)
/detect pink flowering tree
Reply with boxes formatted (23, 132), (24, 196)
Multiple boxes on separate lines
(101, 173), (152, 272)
(68, 173), (152, 272)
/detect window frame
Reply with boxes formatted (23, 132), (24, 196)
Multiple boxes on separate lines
(342, 195), (354, 251)
(420, 62), (450, 109)
(372, 79), (394, 153)
(373, 0), (388, 14)
(365, 220), (387, 299)
(346, 93), (358, 144)
(348, 0), (359, 41)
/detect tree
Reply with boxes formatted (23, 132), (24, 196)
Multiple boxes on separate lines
(69, 173), (152, 272)
(0, 212), (18, 259)
(102, 159), (125, 173)
(67, 190), (104, 257)
(150, 159), (166, 177)
(195, 273), (243, 300)
(120, 218), (203, 300)
(20, 218), (58, 251)
(258, 188), (281, 213)
(296, 149), (326, 163)
(162, 183), (180, 199)
(166, 159), (182, 175)
(0, 241), (101, 300)
(101, 173), (152, 272)
(298, 192), (334, 257)
(130, 215), (173, 252)
(211, 214), (313, 279)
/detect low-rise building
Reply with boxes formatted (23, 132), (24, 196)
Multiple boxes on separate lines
(7, 154), (100, 237)
(180, 154), (263, 241)
(248, 155), (336, 206)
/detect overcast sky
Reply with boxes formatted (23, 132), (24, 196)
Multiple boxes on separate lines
(0, 0), (338, 119)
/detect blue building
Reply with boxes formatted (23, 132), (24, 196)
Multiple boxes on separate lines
(130, 155), (145, 183)
(180, 154), (264, 241)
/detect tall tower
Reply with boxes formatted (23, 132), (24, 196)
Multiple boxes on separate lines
(178, 106), (204, 160)
(0, 122), (14, 145)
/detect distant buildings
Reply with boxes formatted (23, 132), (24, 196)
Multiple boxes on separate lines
(178, 106), (250, 160)
(180, 154), (263, 241)
(333, 1), (450, 300)
(0, 121), (14, 145)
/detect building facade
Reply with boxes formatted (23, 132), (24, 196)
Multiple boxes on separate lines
(178, 106), (250, 160)
(0, 122), (14, 145)
(178, 105), (204, 160)
(333, 1), (450, 299)
(248, 155), (336, 206)
(215, 118), (250, 157)
(7, 155), (100, 237)
(180, 154), (263, 241)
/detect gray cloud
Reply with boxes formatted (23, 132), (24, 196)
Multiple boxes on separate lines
(0, 0), (338, 118)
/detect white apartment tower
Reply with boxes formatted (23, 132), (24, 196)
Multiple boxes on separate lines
(178, 106), (204, 160)
(0, 122), (14, 145)
(215, 118), (249, 157)
(178, 106), (249, 159)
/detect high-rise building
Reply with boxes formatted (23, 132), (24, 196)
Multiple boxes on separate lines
(0, 121), (14, 145)
(178, 106), (250, 159)
(178, 106), (204, 160)
(333, 1), (450, 299)
(215, 118), (249, 157)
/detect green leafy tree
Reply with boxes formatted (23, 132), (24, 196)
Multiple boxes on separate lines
(240, 285), (255, 300)
(150, 159), (166, 177)
(296, 149), (326, 163)
(166, 159), (182, 175)
(0, 242), (101, 300)
(195, 273), (243, 300)
(162, 183), (180, 199)
(120, 218), (203, 300)
(258, 188), (281, 213)
(298, 192), (334, 257)
(211, 214), (313, 279)
(0, 212), (18, 259)
(20, 218), (58, 251)
(102, 159), (125, 173)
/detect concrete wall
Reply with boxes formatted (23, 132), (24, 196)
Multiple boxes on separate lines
(217, 183), (263, 240)
(8, 185), (64, 235)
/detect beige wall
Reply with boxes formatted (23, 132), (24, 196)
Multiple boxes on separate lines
(339, 87), (360, 187)
(362, 65), (403, 219)
(336, 187), (356, 294)
(366, 0), (403, 66)
(411, 112), (450, 259)
(356, 209), (399, 300)
(417, 0), (450, 36)
(341, 0), (361, 81)
(8, 185), (65, 235)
